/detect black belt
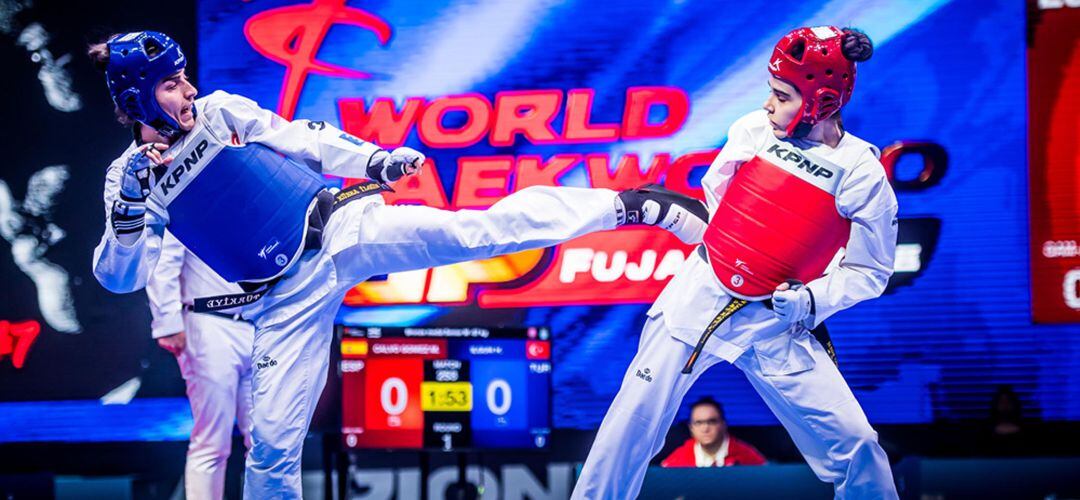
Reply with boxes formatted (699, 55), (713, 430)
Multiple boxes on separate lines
(304, 180), (393, 252)
(681, 246), (838, 374)
(184, 304), (249, 323)
(192, 180), (392, 313)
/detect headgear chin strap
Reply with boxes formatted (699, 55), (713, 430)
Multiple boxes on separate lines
(105, 31), (189, 139)
(768, 26), (857, 138)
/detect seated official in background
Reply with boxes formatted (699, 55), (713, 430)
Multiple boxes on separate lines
(662, 398), (767, 467)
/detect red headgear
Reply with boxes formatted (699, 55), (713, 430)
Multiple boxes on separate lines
(768, 26), (857, 137)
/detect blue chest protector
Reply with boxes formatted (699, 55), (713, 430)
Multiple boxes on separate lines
(151, 127), (328, 284)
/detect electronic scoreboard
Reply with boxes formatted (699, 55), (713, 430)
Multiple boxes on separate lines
(339, 326), (552, 451)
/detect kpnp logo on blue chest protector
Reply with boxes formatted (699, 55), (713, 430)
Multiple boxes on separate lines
(150, 126), (328, 283)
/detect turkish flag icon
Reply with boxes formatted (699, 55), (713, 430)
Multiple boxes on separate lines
(526, 341), (550, 360)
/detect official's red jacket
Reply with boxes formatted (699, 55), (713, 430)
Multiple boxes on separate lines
(660, 436), (767, 467)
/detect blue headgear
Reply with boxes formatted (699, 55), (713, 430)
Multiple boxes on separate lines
(105, 31), (189, 139)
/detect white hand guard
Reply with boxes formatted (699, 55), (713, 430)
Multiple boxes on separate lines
(772, 286), (814, 327)
(368, 147), (424, 183)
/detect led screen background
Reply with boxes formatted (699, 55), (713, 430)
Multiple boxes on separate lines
(192, 0), (1080, 428)
(0, 0), (1077, 444)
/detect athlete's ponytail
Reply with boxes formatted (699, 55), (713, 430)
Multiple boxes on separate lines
(841, 28), (874, 63)
(87, 35), (135, 126)
(86, 37), (112, 72)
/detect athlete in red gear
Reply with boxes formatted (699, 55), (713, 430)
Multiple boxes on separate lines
(573, 27), (899, 499)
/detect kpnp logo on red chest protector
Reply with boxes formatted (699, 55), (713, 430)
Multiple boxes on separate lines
(704, 134), (851, 300)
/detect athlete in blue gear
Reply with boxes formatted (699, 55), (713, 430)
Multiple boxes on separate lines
(87, 31), (708, 499)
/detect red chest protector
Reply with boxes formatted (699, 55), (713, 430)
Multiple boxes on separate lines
(704, 135), (850, 300)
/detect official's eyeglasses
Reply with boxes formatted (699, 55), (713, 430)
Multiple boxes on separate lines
(691, 418), (722, 428)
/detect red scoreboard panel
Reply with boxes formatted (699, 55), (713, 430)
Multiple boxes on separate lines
(339, 326), (552, 451)
(1029, 4), (1080, 323)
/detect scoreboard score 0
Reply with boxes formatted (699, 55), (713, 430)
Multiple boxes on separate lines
(338, 326), (552, 451)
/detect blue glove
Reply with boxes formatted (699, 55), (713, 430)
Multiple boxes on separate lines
(119, 147), (154, 204)
(368, 147), (424, 183)
(112, 143), (167, 238)
(772, 284), (814, 327)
